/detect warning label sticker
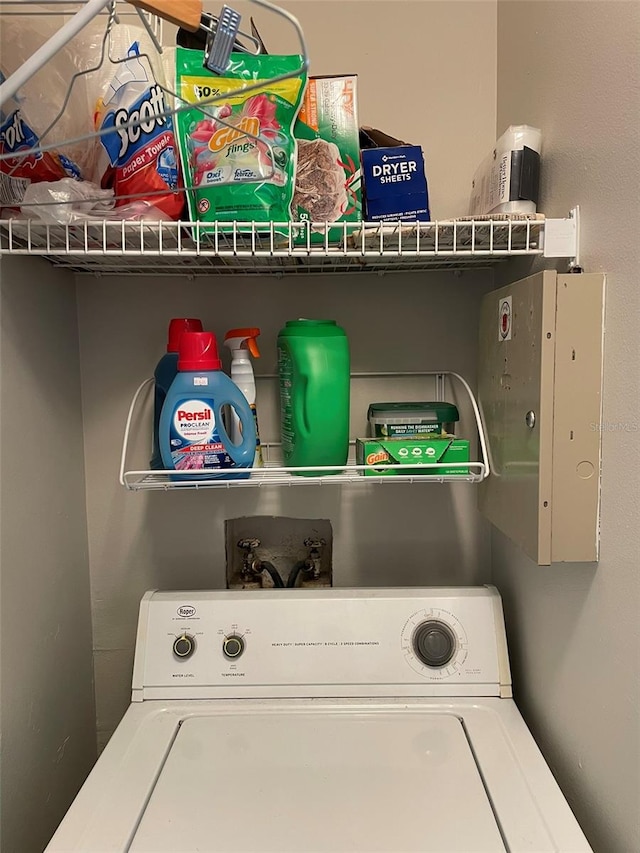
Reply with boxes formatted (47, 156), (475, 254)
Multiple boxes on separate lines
(499, 295), (512, 341)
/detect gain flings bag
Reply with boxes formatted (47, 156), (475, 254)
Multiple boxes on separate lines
(175, 48), (307, 234)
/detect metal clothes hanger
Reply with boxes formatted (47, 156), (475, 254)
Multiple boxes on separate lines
(0, 0), (309, 208)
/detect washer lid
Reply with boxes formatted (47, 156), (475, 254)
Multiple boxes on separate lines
(129, 711), (506, 853)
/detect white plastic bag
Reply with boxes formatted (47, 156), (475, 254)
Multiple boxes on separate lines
(21, 178), (171, 224)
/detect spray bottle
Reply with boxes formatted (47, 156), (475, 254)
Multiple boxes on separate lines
(223, 327), (264, 468)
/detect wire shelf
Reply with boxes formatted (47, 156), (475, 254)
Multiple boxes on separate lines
(120, 372), (490, 490)
(123, 461), (488, 490)
(0, 216), (545, 276)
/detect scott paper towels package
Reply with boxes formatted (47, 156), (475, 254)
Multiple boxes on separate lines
(469, 125), (541, 216)
(92, 28), (184, 219)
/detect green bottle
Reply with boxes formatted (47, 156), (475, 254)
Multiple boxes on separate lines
(277, 319), (350, 476)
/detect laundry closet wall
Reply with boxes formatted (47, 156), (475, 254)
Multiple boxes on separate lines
(492, 3), (640, 852)
(0, 256), (96, 853)
(76, 0), (498, 753)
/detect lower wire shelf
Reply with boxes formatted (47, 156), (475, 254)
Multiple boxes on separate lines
(122, 460), (488, 490)
(119, 372), (490, 491)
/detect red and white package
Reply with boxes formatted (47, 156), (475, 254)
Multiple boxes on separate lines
(92, 26), (184, 219)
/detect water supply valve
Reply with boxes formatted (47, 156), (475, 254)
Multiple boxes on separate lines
(237, 537), (261, 580)
(303, 537), (325, 580)
(236, 538), (284, 589)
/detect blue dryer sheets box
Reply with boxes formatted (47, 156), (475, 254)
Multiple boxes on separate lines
(361, 145), (430, 222)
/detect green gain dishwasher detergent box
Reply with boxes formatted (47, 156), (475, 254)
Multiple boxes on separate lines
(356, 437), (470, 476)
(292, 75), (362, 244)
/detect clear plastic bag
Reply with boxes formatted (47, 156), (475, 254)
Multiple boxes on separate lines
(21, 178), (171, 224)
(1, 14), (184, 219)
(0, 8), (98, 207)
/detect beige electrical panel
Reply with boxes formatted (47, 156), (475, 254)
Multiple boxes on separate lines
(478, 271), (605, 565)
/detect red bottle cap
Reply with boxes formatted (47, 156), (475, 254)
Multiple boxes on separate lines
(167, 318), (203, 352)
(178, 331), (222, 371)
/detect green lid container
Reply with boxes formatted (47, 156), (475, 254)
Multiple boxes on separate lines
(367, 401), (459, 438)
(278, 319), (350, 476)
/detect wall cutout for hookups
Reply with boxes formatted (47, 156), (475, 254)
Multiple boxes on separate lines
(225, 516), (333, 590)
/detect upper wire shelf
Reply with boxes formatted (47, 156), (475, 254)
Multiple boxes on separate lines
(0, 3), (579, 276)
(0, 215), (550, 276)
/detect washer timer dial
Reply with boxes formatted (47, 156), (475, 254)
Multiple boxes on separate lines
(412, 620), (457, 668)
(401, 608), (468, 678)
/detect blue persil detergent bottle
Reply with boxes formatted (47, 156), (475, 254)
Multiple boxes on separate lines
(159, 331), (256, 480)
(151, 318), (203, 470)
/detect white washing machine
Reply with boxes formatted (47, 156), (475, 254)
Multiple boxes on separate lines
(46, 587), (592, 853)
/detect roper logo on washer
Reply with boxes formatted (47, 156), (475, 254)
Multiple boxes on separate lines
(177, 605), (196, 618)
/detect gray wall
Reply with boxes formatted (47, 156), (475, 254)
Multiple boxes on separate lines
(237, 0), (498, 220)
(494, 3), (640, 852)
(76, 270), (494, 749)
(0, 257), (96, 853)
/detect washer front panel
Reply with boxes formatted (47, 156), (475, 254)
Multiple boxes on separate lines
(136, 588), (503, 698)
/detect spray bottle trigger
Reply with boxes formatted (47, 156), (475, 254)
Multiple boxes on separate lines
(247, 336), (260, 358)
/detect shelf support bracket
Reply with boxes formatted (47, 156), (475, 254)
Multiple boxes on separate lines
(543, 206), (581, 270)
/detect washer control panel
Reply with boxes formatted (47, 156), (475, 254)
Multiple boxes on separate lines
(135, 588), (509, 700)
